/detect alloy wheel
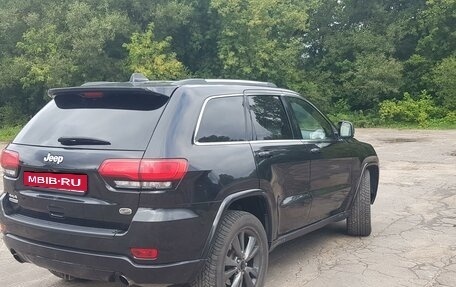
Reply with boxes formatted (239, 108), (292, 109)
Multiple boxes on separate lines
(224, 228), (264, 287)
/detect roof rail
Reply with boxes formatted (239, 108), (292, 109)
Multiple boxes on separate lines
(81, 74), (277, 88)
(175, 79), (277, 88)
(206, 79), (277, 88)
(173, 79), (208, 85)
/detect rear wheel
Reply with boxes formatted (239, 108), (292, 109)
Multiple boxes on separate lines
(347, 169), (372, 236)
(192, 210), (268, 287)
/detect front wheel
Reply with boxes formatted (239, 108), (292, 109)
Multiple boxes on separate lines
(347, 169), (372, 236)
(192, 210), (269, 287)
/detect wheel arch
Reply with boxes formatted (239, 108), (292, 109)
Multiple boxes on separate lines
(201, 189), (275, 258)
(367, 164), (379, 203)
(347, 155), (379, 211)
(357, 156), (379, 205)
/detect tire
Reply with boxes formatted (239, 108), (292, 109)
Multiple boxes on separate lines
(192, 210), (269, 287)
(347, 169), (372, 236)
(48, 270), (86, 282)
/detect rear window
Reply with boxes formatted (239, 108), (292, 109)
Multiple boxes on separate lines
(196, 96), (246, 143)
(14, 91), (169, 150)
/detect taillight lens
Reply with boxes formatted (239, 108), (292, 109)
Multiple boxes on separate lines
(1, 149), (20, 178)
(98, 159), (188, 190)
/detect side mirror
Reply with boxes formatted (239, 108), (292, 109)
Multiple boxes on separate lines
(338, 121), (355, 138)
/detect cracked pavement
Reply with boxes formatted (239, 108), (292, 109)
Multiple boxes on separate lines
(266, 129), (456, 287)
(1, 129), (456, 287)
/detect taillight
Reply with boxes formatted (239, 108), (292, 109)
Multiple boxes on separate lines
(130, 247), (158, 260)
(1, 149), (20, 178)
(98, 159), (188, 190)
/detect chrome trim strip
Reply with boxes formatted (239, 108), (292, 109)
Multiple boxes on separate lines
(249, 139), (303, 144)
(194, 141), (250, 146)
(195, 139), (335, 146)
(192, 92), (336, 146)
(243, 89), (300, 97)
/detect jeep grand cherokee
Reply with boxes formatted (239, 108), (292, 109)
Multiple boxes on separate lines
(0, 74), (379, 287)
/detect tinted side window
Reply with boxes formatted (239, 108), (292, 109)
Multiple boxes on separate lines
(196, 96), (246, 143)
(248, 96), (293, 140)
(287, 97), (334, 140)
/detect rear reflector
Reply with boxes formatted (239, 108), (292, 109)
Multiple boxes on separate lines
(130, 248), (158, 260)
(1, 149), (20, 178)
(98, 159), (188, 190)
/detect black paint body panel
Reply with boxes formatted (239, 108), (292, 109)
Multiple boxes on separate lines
(0, 83), (379, 285)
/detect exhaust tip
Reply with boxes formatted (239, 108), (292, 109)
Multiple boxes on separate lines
(118, 274), (132, 286)
(10, 249), (26, 263)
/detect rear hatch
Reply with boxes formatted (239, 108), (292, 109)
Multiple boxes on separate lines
(3, 87), (170, 232)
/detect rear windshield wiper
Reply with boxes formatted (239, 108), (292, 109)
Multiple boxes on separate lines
(58, 137), (111, 146)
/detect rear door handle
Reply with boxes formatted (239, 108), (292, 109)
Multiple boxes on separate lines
(310, 148), (321, 154)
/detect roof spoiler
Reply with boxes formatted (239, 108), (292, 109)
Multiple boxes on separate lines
(47, 87), (167, 98)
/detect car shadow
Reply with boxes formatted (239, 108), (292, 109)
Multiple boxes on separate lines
(52, 222), (348, 287)
(268, 221), (347, 262)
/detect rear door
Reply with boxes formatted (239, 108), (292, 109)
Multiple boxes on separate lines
(6, 88), (169, 231)
(247, 93), (313, 235)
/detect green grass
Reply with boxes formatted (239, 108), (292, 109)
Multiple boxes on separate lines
(329, 112), (456, 130)
(376, 122), (456, 130)
(0, 125), (22, 142)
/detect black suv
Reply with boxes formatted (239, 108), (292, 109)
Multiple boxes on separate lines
(0, 74), (379, 287)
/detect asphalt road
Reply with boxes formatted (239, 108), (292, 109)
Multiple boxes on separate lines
(1, 128), (455, 287)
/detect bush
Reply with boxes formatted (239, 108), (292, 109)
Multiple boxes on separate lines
(427, 111), (456, 129)
(328, 99), (381, 128)
(379, 91), (442, 127)
(0, 125), (22, 142)
(0, 105), (27, 127)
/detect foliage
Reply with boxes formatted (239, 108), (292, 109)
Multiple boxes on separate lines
(0, 125), (22, 142)
(328, 100), (382, 128)
(124, 24), (187, 80)
(432, 56), (456, 109)
(0, 0), (455, 129)
(426, 111), (456, 129)
(211, 0), (313, 87)
(341, 54), (403, 110)
(379, 91), (444, 127)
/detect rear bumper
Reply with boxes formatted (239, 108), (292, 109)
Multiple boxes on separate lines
(3, 233), (204, 285)
(0, 193), (213, 285)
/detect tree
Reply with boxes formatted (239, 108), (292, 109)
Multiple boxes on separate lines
(123, 24), (187, 80)
(432, 56), (456, 110)
(416, 0), (456, 61)
(341, 54), (403, 110)
(0, 0), (134, 125)
(0, 0), (454, 127)
(211, 0), (314, 87)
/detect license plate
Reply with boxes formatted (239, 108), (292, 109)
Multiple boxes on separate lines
(23, 172), (88, 193)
